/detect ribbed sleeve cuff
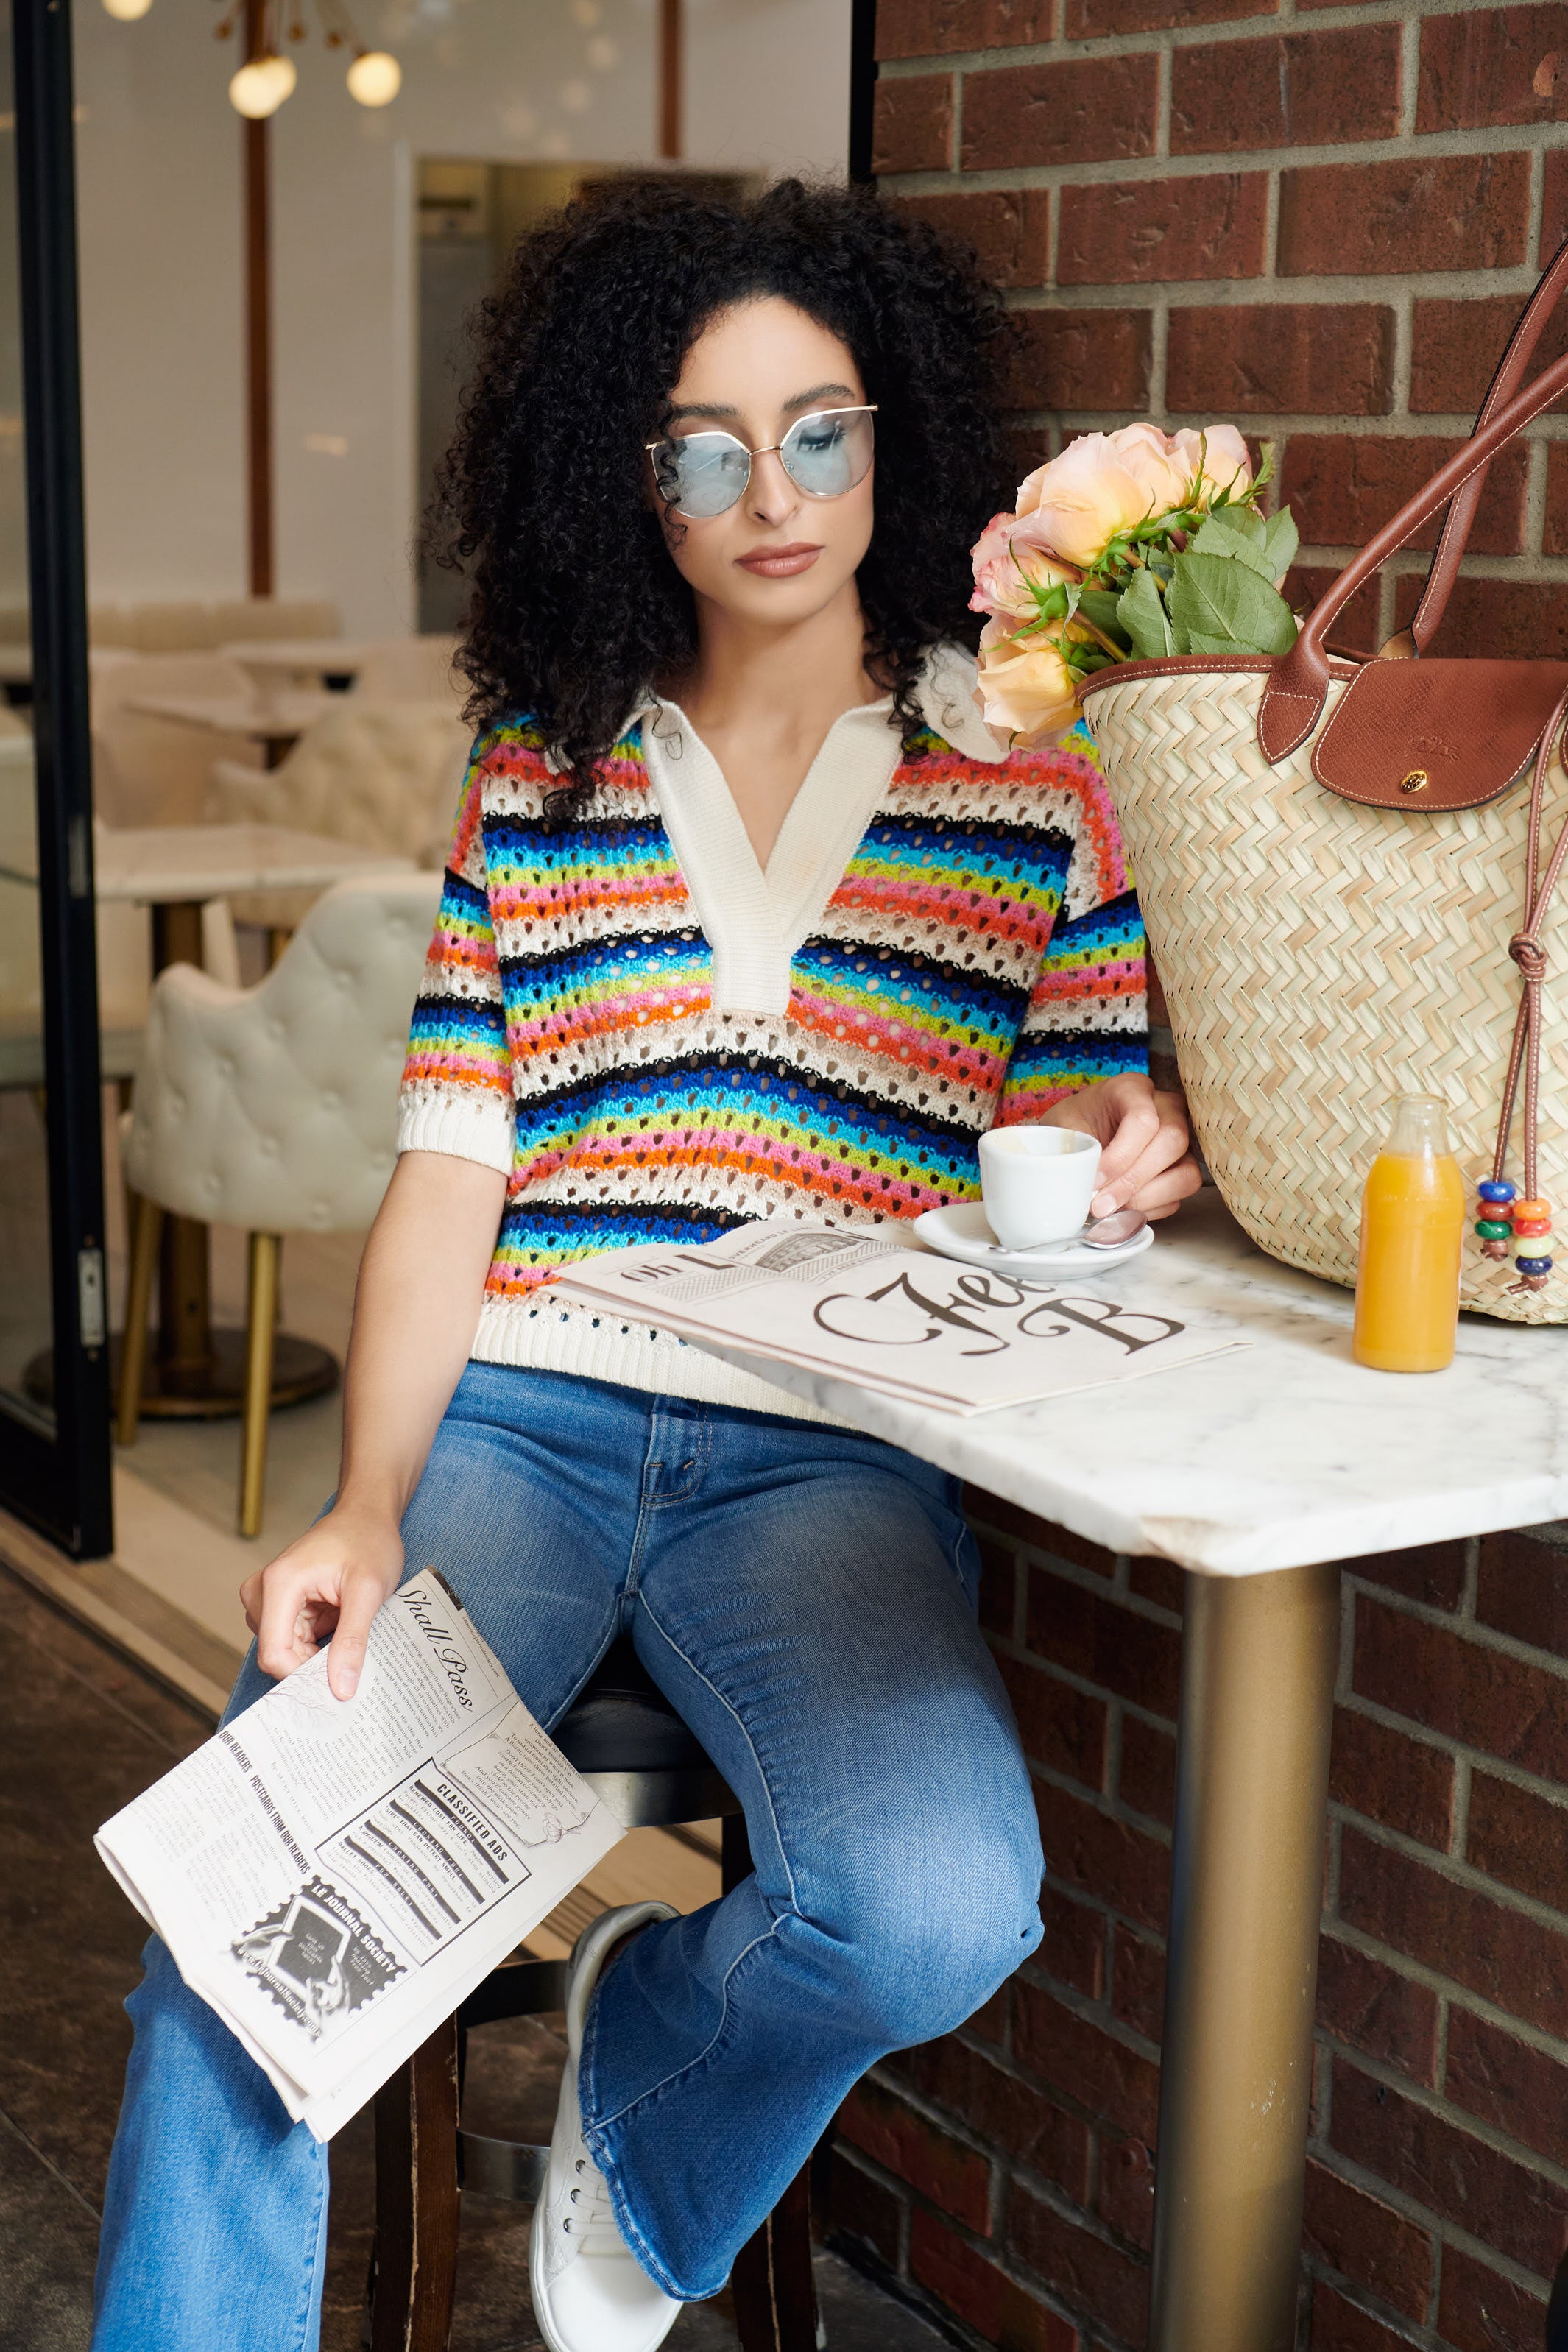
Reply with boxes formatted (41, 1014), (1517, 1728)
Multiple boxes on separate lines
(397, 1087), (515, 1175)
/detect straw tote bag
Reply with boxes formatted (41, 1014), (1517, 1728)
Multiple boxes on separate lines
(1081, 241), (1568, 1324)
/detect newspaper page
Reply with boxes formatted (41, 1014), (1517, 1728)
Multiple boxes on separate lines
(96, 1573), (624, 2141)
(559, 1223), (1243, 1413)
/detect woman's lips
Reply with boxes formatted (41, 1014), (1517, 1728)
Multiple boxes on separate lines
(735, 543), (822, 579)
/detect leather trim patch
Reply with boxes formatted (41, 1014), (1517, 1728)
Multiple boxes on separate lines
(1312, 657), (1568, 811)
(1080, 654), (1361, 699)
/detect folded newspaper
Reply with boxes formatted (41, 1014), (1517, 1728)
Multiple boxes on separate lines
(559, 1223), (1243, 1412)
(96, 1573), (624, 2141)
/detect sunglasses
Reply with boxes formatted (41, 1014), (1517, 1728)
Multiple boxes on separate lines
(645, 405), (877, 520)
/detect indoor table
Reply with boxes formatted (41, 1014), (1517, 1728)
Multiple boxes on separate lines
(219, 638), (368, 693)
(127, 688), (334, 768)
(695, 1191), (1568, 2352)
(4, 821), (413, 1422)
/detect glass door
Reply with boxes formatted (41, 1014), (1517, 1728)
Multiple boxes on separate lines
(0, 0), (110, 1555)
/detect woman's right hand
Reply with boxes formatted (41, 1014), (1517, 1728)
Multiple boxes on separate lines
(240, 1500), (406, 1701)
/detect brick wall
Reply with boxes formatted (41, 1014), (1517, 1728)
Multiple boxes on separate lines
(827, 1511), (1568, 2351)
(868, 0), (1568, 658)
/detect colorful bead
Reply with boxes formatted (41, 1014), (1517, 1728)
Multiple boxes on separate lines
(1478, 1179), (1517, 1203)
(1513, 1218), (1553, 1237)
(1515, 1254), (1554, 1276)
(1480, 1237), (1511, 1260)
(1514, 1199), (1552, 1221)
(1475, 1218), (1514, 1240)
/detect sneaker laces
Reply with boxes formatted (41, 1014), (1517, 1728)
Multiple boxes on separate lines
(563, 2154), (625, 2259)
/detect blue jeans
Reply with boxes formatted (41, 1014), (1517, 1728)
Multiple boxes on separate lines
(93, 1364), (1044, 2345)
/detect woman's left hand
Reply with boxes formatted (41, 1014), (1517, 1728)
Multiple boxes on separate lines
(1042, 1073), (1201, 1222)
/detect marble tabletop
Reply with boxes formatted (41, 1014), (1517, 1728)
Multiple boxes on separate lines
(701, 1191), (1568, 1578)
(0, 821), (412, 902)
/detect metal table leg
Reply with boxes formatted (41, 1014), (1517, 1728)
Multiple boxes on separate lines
(1148, 1560), (1340, 2352)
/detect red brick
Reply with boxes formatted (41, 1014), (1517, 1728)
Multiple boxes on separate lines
(1418, 6), (1568, 133)
(1308, 2280), (1421, 2351)
(1412, 297), (1568, 416)
(1283, 564), (1382, 658)
(1469, 1770), (1568, 1915)
(1531, 441), (1568, 545)
(1352, 1595), (1568, 1782)
(1315, 1934), (1441, 2088)
(893, 191), (1051, 290)
(1110, 1927), (1166, 2044)
(962, 55), (1159, 173)
(1039, 1882), (1107, 2002)
(1547, 146), (1568, 259)
(1437, 2243), (1550, 2352)
(971, 1983), (1009, 2046)
(1278, 155), (1530, 278)
(1014, 1982), (1162, 2141)
(1098, 2131), (1156, 2250)
(1339, 1826), (1568, 2040)
(1329, 2056), (1568, 2277)
(1009, 2185), (1150, 2343)
(967, 1494), (1117, 1581)
(872, 74), (953, 174)
(1008, 308), (1154, 413)
(1279, 437), (1527, 558)
(998, 1652), (1109, 1793)
(838, 2078), (991, 2231)
(1343, 1541), (1469, 1614)
(1128, 1556), (1183, 1614)
(1478, 1525), (1568, 1657)
(1330, 1709), (1455, 1850)
(1167, 304), (1394, 419)
(1119, 1716), (1176, 1828)
(1058, 174), (1267, 288)
(888, 2035), (1093, 2200)
(1391, 573), (1568, 662)
(1303, 2159), (1433, 2323)
(1037, 1785), (1172, 1936)
(1447, 2006), (1568, 2171)
(979, 1535), (1017, 1638)
(911, 2211), (1080, 2352)
(1067, 0), (1274, 28)
(1026, 1572), (1182, 1719)
(1171, 25), (1399, 156)
(875, 0), (1051, 55)
(827, 2147), (905, 2271)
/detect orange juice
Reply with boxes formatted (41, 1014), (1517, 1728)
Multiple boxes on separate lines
(1352, 1095), (1466, 1373)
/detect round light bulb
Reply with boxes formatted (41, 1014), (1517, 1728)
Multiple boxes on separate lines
(346, 49), (400, 106)
(228, 52), (297, 118)
(102, 0), (154, 20)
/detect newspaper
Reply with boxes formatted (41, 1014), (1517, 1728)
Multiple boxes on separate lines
(96, 1572), (624, 2141)
(559, 1223), (1243, 1413)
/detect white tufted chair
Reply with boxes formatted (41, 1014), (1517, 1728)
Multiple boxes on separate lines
(208, 697), (470, 935)
(118, 869), (442, 1535)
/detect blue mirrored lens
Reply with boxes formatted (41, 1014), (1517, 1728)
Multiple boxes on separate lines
(781, 409), (875, 499)
(653, 431), (752, 518)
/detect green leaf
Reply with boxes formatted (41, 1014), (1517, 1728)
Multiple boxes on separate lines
(1076, 587), (1131, 648)
(1194, 504), (1266, 549)
(1166, 550), (1299, 656)
(1262, 504), (1299, 577)
(1115, 565), (1173, 660)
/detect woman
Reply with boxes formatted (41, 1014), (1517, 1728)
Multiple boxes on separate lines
(93, 180), (1198, 2352)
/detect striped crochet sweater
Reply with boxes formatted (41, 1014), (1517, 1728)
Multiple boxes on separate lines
(398, 649), (1147, 1416)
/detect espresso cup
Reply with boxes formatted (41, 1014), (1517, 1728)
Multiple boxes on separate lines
(978, 1125), (1103, 1250)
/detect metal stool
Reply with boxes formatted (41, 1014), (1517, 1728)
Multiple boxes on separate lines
(367, 1639), (821, 2351)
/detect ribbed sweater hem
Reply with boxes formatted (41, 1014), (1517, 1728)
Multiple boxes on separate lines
(468, 1292), (842, 1426)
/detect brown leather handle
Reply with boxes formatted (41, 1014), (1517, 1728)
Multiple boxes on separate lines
(1399, 231), (1568, 656)
(1258, 345), (1568, 763)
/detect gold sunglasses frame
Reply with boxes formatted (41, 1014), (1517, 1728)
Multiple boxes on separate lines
(643, 405), (879, 515)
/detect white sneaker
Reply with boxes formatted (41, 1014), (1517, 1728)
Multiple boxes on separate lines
(529, 1901), (683, 2352)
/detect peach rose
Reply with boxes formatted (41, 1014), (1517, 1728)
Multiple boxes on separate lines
(1170, 425), (1252, 506)
(970, 508), (1082, 621)
(1014, 425), (1189, 569)
(975, 615), (1082, 744)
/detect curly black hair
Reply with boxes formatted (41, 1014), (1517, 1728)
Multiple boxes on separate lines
(427, 177), (1015, 810)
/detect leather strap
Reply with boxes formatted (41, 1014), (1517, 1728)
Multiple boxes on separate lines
(1393, 232), (1568, 659)
(1489, 686), (1568, 1276)
(1258, 345), (1568, 763)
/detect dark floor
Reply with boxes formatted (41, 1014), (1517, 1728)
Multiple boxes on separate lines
(0, 1567), (946, 2352)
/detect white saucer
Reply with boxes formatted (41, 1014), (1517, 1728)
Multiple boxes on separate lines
(914, 1200), (1156, 1276)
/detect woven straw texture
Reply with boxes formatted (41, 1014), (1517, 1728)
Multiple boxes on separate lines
(1085, 667), (1568, 1324)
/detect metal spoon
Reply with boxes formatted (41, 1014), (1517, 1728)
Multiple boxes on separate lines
(1079, 1207), (1148, 1249)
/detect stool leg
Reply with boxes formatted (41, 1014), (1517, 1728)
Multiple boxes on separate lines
(722, 1814), (822, 2351)
(370, 2015), (461, 2352)
(239, 1233), (280, 1538)
(116, 1193), (162, 1447)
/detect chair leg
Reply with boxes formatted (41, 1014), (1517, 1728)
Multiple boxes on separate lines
(370, 2016), (462, 2352)
(116, 1193), (162, 1447)
(239, 1233), (280, 1537)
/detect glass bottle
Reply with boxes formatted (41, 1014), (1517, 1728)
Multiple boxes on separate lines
(1352, 1095), (1466, 1373)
